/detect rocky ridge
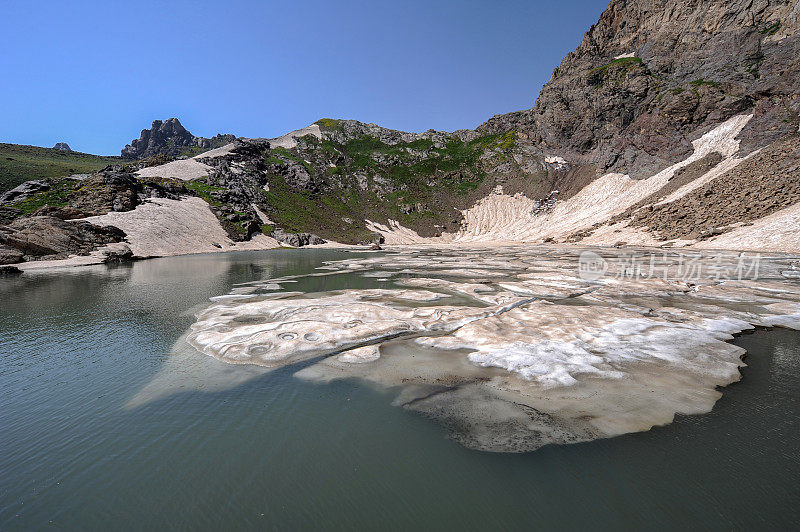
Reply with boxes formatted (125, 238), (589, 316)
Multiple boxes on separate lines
(121, 118), (235, 159)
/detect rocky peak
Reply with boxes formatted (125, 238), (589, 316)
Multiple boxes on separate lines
(121, 118), (197, 159)
(121, 118), (236, 160)
(52, 142), (71, 151)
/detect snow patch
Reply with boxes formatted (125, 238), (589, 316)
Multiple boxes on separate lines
(264, 124), (322, 149)
(83, 196), (279, 257)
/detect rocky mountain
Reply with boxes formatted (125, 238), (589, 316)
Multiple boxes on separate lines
(480, 0), (799, 179)
(1, 0), (798, 265)
(173, 0), (798, 247)
(121, 118), (235, 159)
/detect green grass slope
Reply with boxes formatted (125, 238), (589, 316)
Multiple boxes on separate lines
(0, 143), (123, 193)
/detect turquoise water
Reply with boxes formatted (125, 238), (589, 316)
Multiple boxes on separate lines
(1, 250), (798, 529)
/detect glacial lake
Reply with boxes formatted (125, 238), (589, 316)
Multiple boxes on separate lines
(1, 249), (799, 529)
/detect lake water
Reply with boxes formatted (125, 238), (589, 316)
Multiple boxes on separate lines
(1, 249), (798, 529)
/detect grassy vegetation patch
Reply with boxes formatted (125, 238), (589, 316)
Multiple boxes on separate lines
(589, 56), (643, 75)
(261, 176), (322, 232)
(469, 131), (516, 151)
(184, 179), (227, 207)
(0, 143), (123, 193)
(314, 118), (344, 131)
(8, 179), (77, 215)
(760, 20), (781, 35)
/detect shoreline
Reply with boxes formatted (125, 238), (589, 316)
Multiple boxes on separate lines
(10, 239), (800, 273)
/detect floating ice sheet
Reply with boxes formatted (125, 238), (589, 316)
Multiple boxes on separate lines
(171, 247), (800, 451)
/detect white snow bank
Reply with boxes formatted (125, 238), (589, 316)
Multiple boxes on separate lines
(136, 142), (237, 181)
(696, 202), (800, 253)
(264, 124), (322, 149)
(136, 158), (213, 180)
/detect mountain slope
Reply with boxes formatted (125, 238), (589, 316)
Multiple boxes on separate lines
(481, 0), (799, 179)
(0, 143), (123, 193)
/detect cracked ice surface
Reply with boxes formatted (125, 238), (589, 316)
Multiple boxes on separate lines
(184, 246), (800, 452)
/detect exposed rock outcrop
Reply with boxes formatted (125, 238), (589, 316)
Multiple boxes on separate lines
(271, 229), (326, 247)
(0, 180), (51, 204)
(0, 216), (126, 261)
(121, 118), (235, 159)
(52, 142), (71, 151)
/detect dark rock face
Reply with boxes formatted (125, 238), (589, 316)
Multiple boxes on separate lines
(479, 0), (800, 179)
(69, 171), (141, 214)
(0, 264), (23, 275)
(121, 118), (235, 159)
(271, 229), (326, 247)
(52, 142), (71, 151)
(0, 216), (126, 261)
(121, 118), (196, 159)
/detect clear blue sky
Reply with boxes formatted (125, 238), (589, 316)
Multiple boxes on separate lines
(0, 0), (608, 155)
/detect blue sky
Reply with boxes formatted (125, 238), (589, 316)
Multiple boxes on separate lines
(0, 0), (608, 155)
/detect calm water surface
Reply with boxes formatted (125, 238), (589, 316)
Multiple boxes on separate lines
(1, 250), (798, 530)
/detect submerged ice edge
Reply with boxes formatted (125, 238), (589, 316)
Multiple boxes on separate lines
(179, 248), (800, 451)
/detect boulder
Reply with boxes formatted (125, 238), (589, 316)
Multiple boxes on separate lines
(271, 229), (326, 247)
(53, 142), (72, 151)
(0, 265), (23, 275)
(0, 216), (127, 260)
(0, 180), (50, 205)
(102, 244), (134, 263)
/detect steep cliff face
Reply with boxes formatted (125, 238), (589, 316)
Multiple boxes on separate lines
(481, 0), (800, 178)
